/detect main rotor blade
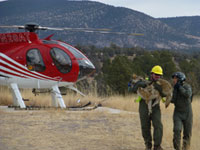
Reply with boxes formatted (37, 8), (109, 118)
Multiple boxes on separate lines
(0, 25), (25, 29)
(43, 27), (143, 35)
(44, 27), (143, 36)
(0, 25), (144, 36)
(93, 31), (144, 36)
(40, 26), (111, 32)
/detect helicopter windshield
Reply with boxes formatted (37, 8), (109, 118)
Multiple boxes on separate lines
(59, 42), (85, 59)
(26, 49), (45, 72)
(50, 47), (72, 74)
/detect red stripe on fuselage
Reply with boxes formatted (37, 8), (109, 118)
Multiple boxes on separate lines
(0, 56), (58, 81)
(0, 62), (43, 80)
(0, 68), (27, 78)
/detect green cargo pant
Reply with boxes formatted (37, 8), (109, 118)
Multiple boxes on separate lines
(139, 100), (163, 148)
(173, 108), (193, 150)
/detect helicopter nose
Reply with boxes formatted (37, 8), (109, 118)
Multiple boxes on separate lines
(77, 59), (95, 80)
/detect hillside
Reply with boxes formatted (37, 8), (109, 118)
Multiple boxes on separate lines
(159, 16), (200, 37)
(0, 0), (200, 50)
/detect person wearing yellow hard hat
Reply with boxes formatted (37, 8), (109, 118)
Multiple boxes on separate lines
(151, 65), (163, 75)
(131, 65), (166, 150)
(151, 65), (163, 80)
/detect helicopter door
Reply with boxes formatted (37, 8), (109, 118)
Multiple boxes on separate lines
(26, 49), (46, 72)
(50, 47), (72, 74)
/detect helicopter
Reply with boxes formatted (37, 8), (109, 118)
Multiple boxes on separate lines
(0, 23), (143, 108)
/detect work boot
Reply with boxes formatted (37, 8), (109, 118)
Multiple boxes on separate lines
(182, 147), (189, 150)
(153, 145), (163, 150)
(145, 146), (151, 150)
(182, 144), (190, 150)
(182, 139), (190, 150)
(145, 145), (152, 150)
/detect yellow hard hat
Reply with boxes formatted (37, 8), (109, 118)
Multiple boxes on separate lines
(151, 65), (163, 75)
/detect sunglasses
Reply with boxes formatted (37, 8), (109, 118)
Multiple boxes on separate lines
(154, 74), (161, 77)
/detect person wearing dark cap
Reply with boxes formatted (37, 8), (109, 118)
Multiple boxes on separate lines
(171, 72), (193, 150)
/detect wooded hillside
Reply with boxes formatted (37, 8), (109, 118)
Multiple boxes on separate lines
(76, 45), (200, 95)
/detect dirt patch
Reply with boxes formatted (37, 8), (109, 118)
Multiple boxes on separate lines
(0, 107), (177, 150)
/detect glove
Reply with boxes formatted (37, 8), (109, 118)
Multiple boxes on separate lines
(174, 80), (182, 90)
(132, 80), (147, 93)
(154, 83), (166, 97)
(154, 83), (162, 93)
(128, 81), (132, 87)
(128, 81), (132, 92)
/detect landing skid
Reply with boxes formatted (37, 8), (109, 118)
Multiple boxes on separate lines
(7, 101), (96, 111)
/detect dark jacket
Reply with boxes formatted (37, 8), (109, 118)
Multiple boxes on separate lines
(171, 82), (192, 112)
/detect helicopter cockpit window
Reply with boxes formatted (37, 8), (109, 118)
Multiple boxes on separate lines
(59, 43), (85, 59)
(50, 47), (72, 74)
(26, 49), (45, 72)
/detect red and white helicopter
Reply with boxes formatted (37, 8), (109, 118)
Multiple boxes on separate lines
(0, 23), (142, 108)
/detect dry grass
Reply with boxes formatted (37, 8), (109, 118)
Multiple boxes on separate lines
(0, 109), (143, 150)
(0, 86), (199, 150)
(0, 86), (138, 110)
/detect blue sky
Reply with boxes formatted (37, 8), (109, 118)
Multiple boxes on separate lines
(89, 0), (200, 18)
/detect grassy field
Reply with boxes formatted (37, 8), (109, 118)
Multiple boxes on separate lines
(0, 86), (199, 150)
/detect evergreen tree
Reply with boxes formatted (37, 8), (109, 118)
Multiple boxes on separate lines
(102, 56), (132, 94)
